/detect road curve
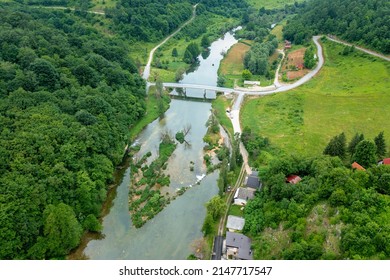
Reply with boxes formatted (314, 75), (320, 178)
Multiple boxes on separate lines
(230, 35), (325, 132)
(326, 35), (390, 62)
(142, 4), (198, 81)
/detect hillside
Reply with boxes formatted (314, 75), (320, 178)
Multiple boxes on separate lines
(0, 3), (149, 259)
(283, 0), (390, 54)
(244, 154), (390, 259)
(239, 0), (390, 259)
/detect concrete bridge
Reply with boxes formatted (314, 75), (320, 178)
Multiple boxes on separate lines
(162, 83), (236, 94)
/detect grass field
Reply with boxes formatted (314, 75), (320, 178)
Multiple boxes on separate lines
(219, 40), (275, 88)
(241, 38), (390, 157)
(90, 0), (117, 11)
(246, 0), (304, 9)
(219, 42), (251, 87)
(220, 42), (251, 76)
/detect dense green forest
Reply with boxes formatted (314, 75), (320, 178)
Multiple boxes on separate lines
(104, 0), (194, 41)
(243, 154), (390, 259)
(0, 4), (147, 259)
(283, 0), (390, 54)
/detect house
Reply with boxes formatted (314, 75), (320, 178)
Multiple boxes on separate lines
(352, 162), (366, 171)
(226, 215), (245, 232)
(234, 188), (256, 205)
(286, 175), (302, 184)
(284, 40), (292, 49)
(225, 232), (253, 260)
(379, 158), (390, 165)
(245, 171), (262, 189)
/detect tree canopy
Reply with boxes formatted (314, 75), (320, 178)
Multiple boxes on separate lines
(283, 0), (390, 54)
(0, 4), (146, 259)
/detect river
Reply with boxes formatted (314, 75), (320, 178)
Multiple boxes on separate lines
(75, 29), (239, 260)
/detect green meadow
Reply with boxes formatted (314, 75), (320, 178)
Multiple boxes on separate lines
(246, 0), (304, 9)
(241, 38), (390, 156)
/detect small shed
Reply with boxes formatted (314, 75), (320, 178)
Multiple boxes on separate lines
(234, 188), (256, 205)
(286, 175), (302, 184)
(226, 215), (245, 232)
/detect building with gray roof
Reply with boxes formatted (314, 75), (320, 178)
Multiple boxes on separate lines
(225, 232), (253, 260)
(226, 215), (245, 232)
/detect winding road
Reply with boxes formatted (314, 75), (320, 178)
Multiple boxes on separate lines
(326, 35), (390, 62)
(142, 4), (198, 80)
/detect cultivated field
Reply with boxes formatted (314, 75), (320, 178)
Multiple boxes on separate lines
(282, 48), (310, 80)
(241, 39), (390, 156)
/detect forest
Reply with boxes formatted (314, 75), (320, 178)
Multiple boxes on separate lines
(243, 153), (390, 259)
(0, 0), (254, 261)
(283, 0), (390, 54)
(0, 4), (148, 259)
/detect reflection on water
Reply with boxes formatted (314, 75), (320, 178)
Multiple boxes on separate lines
(82, 28), (239, 260)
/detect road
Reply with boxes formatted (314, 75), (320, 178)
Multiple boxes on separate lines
(142, 4), (198, 81)
(326, 35), (390, 62)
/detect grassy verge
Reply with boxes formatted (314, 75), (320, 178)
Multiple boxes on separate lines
(241, 39), (390, 156)
(212, 95), (235, 138)
(128, 86), (170, 141)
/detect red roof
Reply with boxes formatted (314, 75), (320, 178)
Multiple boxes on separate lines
(383, 158), (390, 165)
(352, 162), (365, 171)
(286, 175), (302, 184)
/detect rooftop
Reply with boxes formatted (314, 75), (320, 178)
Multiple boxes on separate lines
(226, 232), (253, 260)
(352, 161), (366, 171)
(245, 171), (261, 189)
(286, 175), (302, 184)
(226, 215), (245, 231)
(234, 188), (256, 201)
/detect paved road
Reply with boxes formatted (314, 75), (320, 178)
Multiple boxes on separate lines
(142, 4), (198, 81)
(228, 36), (324, 173)
(326, 35), (390, 62)
(211, 236), (223, 260)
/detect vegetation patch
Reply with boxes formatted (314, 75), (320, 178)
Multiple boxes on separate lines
(244, 154), (390, 259)
(219, 42), (251, 87)
(129, 133), (177, 228)
(241, 39), (390, 156)
(246, 0), (304, 9)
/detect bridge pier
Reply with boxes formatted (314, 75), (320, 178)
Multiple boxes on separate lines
(203, 89), (207, 99)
